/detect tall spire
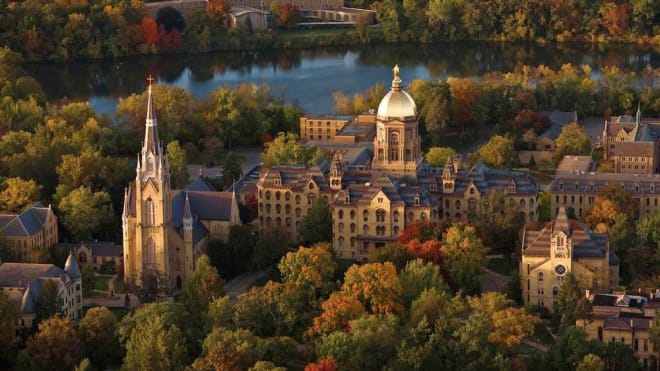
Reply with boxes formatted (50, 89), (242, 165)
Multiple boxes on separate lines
(391, 64), (402, 91)
(143, 76), (161, 159)
(636, 102), (641, 125)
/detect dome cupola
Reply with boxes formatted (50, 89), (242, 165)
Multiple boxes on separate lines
(376, 65), (417, 120)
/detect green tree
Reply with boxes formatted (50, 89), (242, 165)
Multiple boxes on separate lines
(35, 279), (61, 324)
(81, 265), (96, 297)
(222, 153), (244, 189)
(399, 259), (448, 307)
(425, 147), (458, 167)
(27, 317), (82, 371)
(442, 224), (488, 294)
(0, 232), (14, 262)
(297, 198), (332, 246)
(555, 123), (592, 156)
(206, 296), (234, 331)
(58, 186), (114, 241)
(261, 132), (322, 168)
(79, 307), (121, 368)
(368, 242), (411, 271)
(553, 273), (587, 330)
(474, 135), (518, 168)
(0, 291), (19, 361)
(167, 140), (189, 189)
(0, 177), (42, 213)
(123, 314), (186, 371)
(183, 254), (225, 316)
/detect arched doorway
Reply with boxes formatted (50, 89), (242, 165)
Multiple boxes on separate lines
(176, 276), (182, 289)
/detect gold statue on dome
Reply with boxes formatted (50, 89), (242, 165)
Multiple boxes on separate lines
(393, 64), (400, 80)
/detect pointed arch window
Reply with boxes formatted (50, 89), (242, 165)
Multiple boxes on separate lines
(146, 198), (155, 226)
(145, 238), (156, 266)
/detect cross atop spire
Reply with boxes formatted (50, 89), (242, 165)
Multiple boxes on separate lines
(147, 75), (155, 85)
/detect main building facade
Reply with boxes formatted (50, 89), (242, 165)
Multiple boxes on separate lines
(253, 66), (539, 259)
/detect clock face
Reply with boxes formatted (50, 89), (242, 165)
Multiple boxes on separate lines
(555, 264), (567, 276)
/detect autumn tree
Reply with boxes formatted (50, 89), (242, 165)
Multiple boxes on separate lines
(0, 177), (42, 213)
(305, 358), (339, 371)
(192, 327), (263, 371)
(555, 123), (592, 156)
(279, 244), (336, 301)
(584, 182), (635, 230)
(553, 273), (589, 330)
(442, 224), (488, 294)
(577, 353), (605, 371)
(27, 317), (82, 371)
(297, 198), (332, 246)
(405, 239), (442, 265)
(78, 307), (121, 368)
(206, 295), (234, 331)
(275, 4), (302, 29)
(183, 254), (225, 316)
(309, 292), (366, 337)
(341, 262), (403, 314)
(474, 135), (518, 168)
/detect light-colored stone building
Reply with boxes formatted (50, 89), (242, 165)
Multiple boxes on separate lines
(248, 66), (539, 259)
(577, 291), (660, 370)
(550, 170), (660, 219)
(73, 241), (123, 273)
(0, 204), (58, 262)
(122, 82), (240, 292)
(227, 7), (271, 31)
(0, 251), (82, 330)
(228, 0), (343, 11)
(602, 109), (660, 175)
(521, 207), (619, 311)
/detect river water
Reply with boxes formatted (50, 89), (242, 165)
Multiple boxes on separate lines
(23, 42), (659, 116)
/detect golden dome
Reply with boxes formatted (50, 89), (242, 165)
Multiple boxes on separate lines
(376, 65), (417, 120)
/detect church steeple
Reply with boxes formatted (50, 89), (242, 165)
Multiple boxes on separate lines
(139, 77), (166, 182)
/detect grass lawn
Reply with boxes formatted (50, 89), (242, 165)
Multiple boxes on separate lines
(486, 257), (516, 276)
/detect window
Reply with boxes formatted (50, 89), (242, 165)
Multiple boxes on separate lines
(276, 191), (281, 201)
(338, 210), (344, 219)
(307, 194), (316, 206)
(145, 239), (156, 266)
(266, 191), (271, 200)
(363, 225), (369, 233)
(350, 210), (356, 220)
(78, 252), (87, 264)
(276, 204), (281, 214)
(295, 195), (301, 204)
(338, 223), (344, 232)
(408, 211), (415, 221)
(393, 211), (399, 223)
(350, 223), (356, 233)
(455, 200), (461, 210)
(145, 198), (155, 226)
(363, 210), (369, 222)
(538, 272), (544, 282)
(376, 209), (385, 222)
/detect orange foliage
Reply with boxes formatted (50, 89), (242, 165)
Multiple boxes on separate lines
(405, 239), (443, 265)
(487, 307), (539, 349)
(158, 28), (182, 50)
(305, 358), (339, 371)
(140, 17), (159, 46)
(448, 78), (481, 125)
(397, 220), (443, 244)
(601, 3), (630, 38)
(309, 293), (365, 337)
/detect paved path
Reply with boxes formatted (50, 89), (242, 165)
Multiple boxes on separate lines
(480, 267), (512, 293)
(522, 338), (549, 352)
(224, 270), (266, 300)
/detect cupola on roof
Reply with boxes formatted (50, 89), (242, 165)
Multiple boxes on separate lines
(376, 65), (417, 120)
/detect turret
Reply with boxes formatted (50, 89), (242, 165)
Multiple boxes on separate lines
(64, 249), (82, 280)
(183, 192), (193, 232)
(330, 153), (343, 191)
(442, 156), (455, 194)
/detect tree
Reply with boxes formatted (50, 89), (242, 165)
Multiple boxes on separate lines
(368, 242), (410, 271)
(577, 353), (605, 371)
(309, 293), (366, 337)
(0, 177), (41, 213)
(404, 239), (443, 265)
(81, 265), (96, 297)
(191, 327), (263, 371)
(250, 361), (287, 371)
(35, 279), (60, 324)
(27, 317), (82, 371)
(0, 291), (19, 360)
(206, 296), (234, 331)
(79, 307), (121, 368)
(474, 135), (518, 168)
(425, 147), (458, 167)
(298, 198), (332, 246)
(183, 254), (225, 316)
(261, 132), (323, 168)
(555, 123), (591, 156)
(157, 7), (186, 32)
(58, 186), (114, 241)
(341, 262), (403, 314)
(399, 259), (447, 306)
(275, 4), (302, 29)
(305, 358), (339, 371)
(279, 244), (336, 300)
(222, 153), (244, 189)
(167, 140), (189, 189)
(553, 273), (587, 330)
(442, 224), (488, 294)
(123, 314), (186, 371)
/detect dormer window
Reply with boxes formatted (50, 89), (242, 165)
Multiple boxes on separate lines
(559, 182), (563, 190)
(275, 178), (281, 186)
(415, 194), (420, 206)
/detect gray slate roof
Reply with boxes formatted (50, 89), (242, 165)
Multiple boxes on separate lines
(0, 203), (51, 238)
(551, 172), (660, 195)
(75, 241), (123, 257)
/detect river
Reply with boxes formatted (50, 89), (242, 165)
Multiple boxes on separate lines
(23, 42), (660, 116)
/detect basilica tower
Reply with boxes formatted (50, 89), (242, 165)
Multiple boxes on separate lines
(372, 65), (422, 178)
(123, 79), (173, 291)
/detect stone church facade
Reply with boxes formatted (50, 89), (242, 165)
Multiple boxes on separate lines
(122, 82), (240, 292)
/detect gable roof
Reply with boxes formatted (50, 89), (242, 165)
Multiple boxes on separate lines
(0, 203), (53, 238)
